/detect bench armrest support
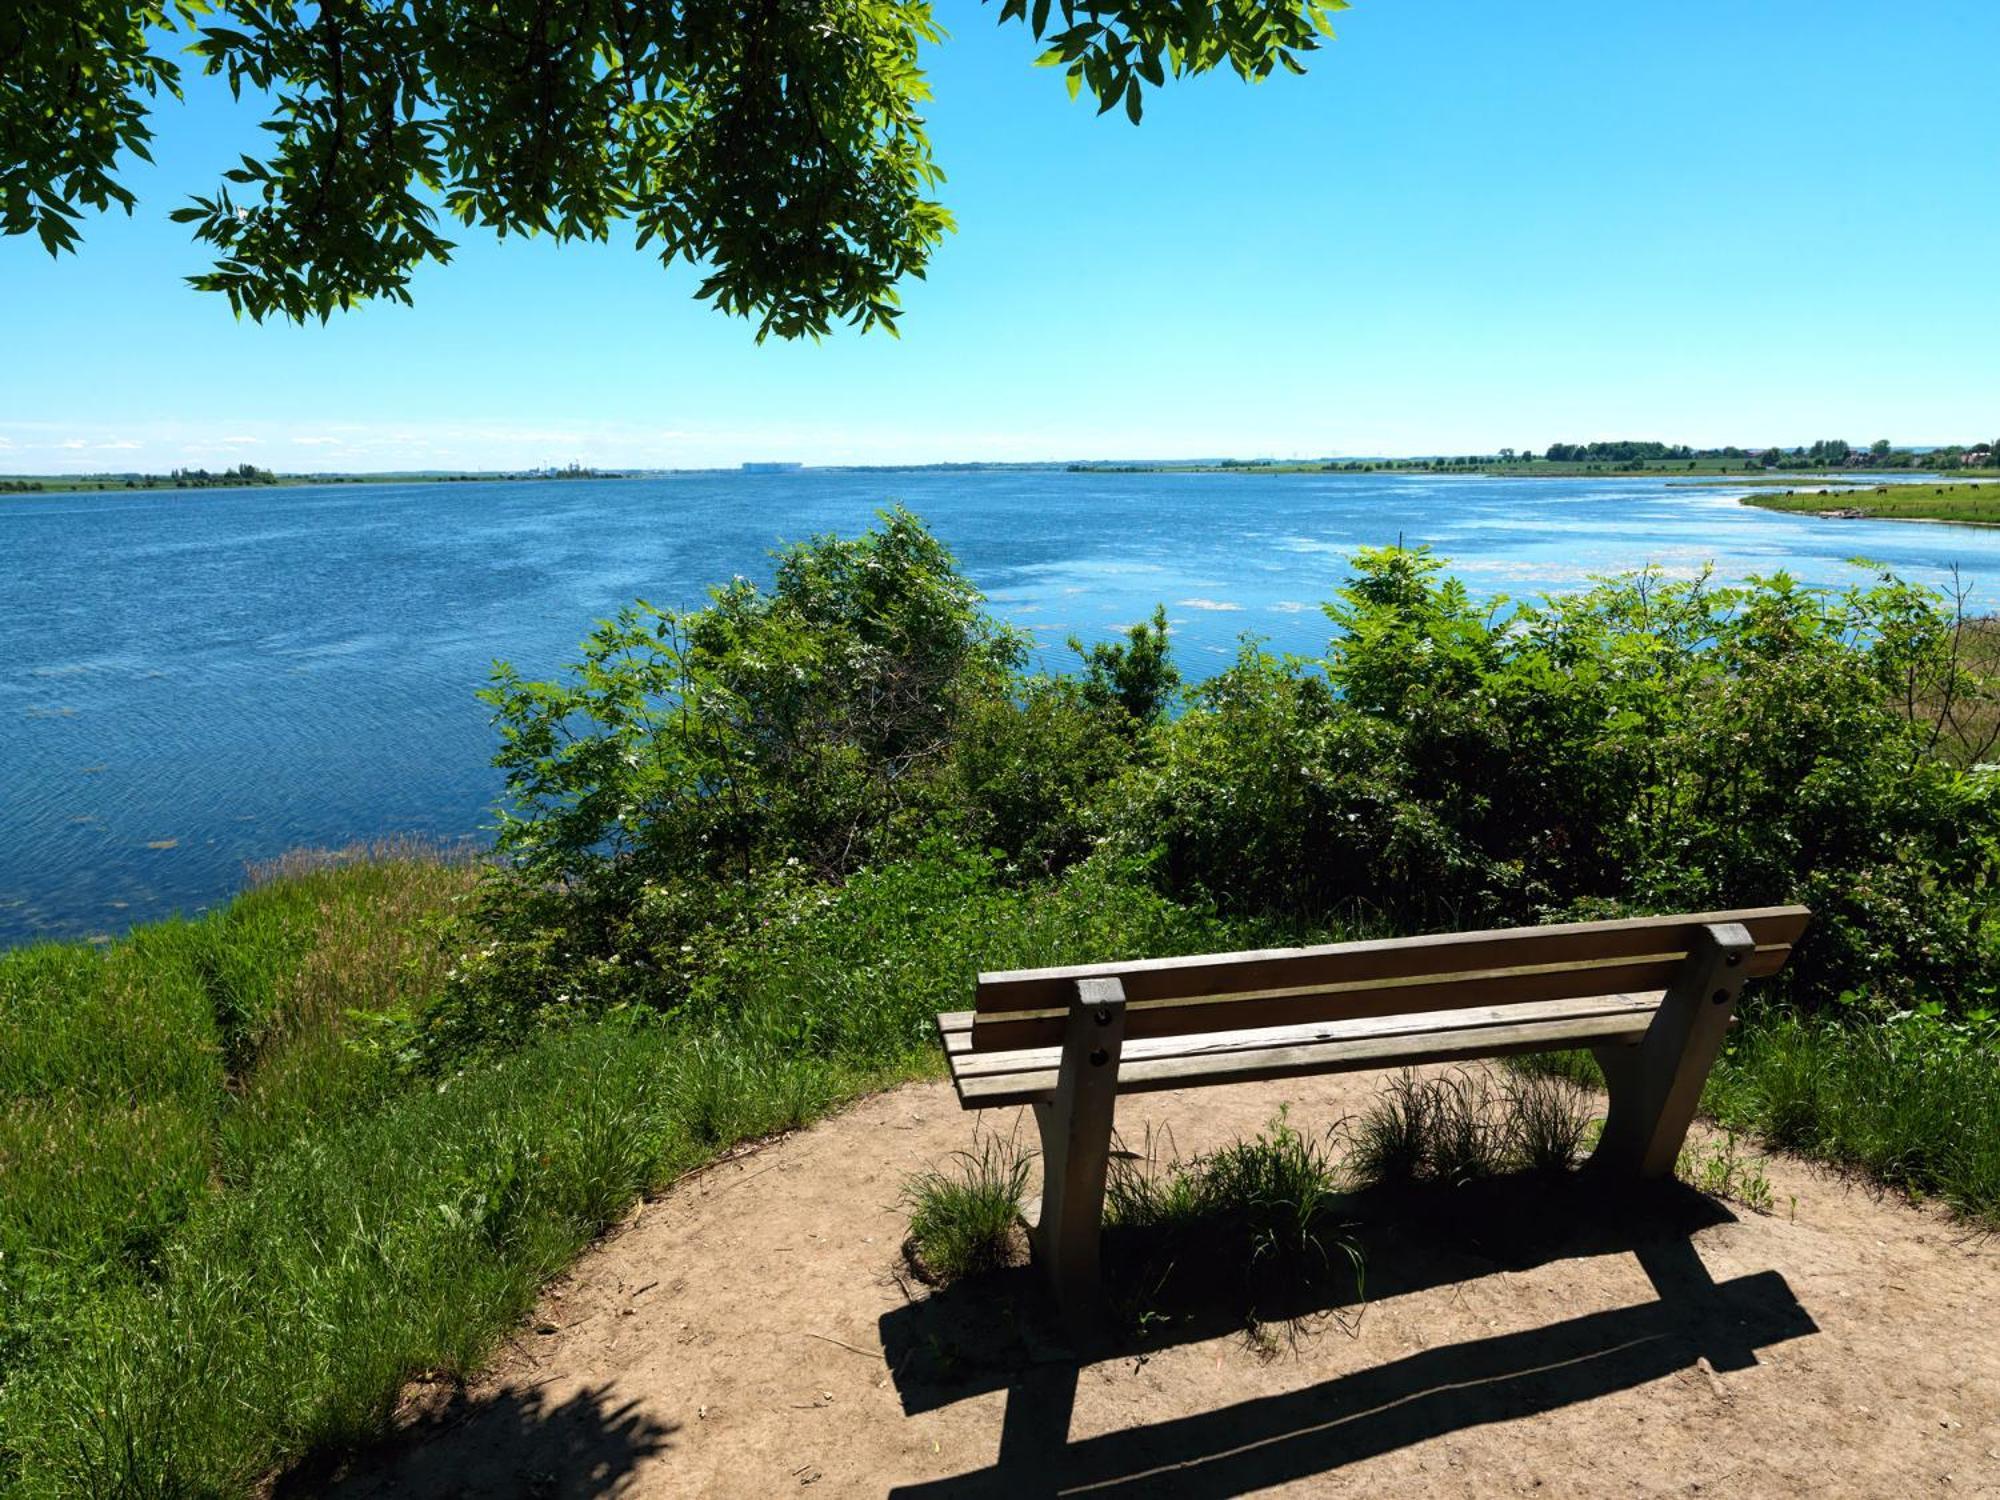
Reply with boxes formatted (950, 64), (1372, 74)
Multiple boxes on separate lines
(1591, 922), (1756, 1178)
(1030, 976), (1127, 1326)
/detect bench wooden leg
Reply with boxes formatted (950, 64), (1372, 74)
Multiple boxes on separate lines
(1029, 978), (1126, 1326)
(1591, 921), (1756, 1179)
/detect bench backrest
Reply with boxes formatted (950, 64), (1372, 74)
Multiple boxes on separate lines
(968, 906), (1811, 1052)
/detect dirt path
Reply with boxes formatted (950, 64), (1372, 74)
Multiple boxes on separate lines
(311, 1068), (2000, 1498)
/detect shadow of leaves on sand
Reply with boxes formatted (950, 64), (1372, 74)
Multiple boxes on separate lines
(279, 1381), (678, 1500)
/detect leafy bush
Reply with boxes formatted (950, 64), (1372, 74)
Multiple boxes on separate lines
(484, 504), (1018, 892)
(455, 508), (1024, 1041)
(452, 511), (2000, 1077)
(1071, 604), (1180, 726)
(953, 679), (1133, 876)
(1107, 547), (2000, 1016)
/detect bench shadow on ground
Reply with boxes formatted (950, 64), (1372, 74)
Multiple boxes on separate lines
(880, 1174), (1819, 1498)
(278, 1382), (679, 1500)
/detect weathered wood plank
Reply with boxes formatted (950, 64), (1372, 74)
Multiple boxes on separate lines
(955, 1006), (1658, 1108)
(968, 953), (1767, 1052)
(972, 906), (1808, 1015)
(948, 990), (1663, 1079)
(1592, 922), (1757, 1179)
(1030, 977), (1127, 1322)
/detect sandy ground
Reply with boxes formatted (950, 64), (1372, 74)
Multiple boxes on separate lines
(301, 1067), (2000, 1499)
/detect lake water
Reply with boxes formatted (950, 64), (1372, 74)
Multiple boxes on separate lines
(7, 469), (2000, 946)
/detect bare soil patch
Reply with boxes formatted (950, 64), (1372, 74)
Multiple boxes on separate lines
(304, 1067), (2000, 1498)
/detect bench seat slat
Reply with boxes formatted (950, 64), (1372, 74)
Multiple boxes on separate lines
(945, 990), (1663, 1076)
(949, 1001), (1660, 1108)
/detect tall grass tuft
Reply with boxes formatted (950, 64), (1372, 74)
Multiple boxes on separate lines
(902, 1133), (1032, 1283)
(1347, 1070), (1510, 1190)
(1705, 1010), (2000, 1217)
(1103, 1111), (1362, 1317)
(1504, 1071), (1594, 1174)
(1348, 1067), (1593, 1189)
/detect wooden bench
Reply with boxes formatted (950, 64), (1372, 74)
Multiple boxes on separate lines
(937, 905), (1809, 1315)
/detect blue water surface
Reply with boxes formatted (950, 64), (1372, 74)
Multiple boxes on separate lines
(5, 469), (1998, 944)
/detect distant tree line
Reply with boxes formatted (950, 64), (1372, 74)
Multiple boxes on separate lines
(1537, 438), (1998, 472)
(0, 464), (282, 494)
(1541, 441), (1693, 463)
(166, 464), (279, 488)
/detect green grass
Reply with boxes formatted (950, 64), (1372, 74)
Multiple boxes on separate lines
(1704, 1012), (2000, 1216)
(1345, 1069), (1592, 1190)
(9, 840), (2000, 1495)
(1741, 480), (2000, 525)
(903, 1133), (1032, 1282)
(1104, 1111), (1362, 1321)
(0, 847), (1271, 1496)
(1677, 475), (1874, 489)
(1516, 1007), (2000, 1222)
(1676, 1131), (1775, 1214)
(0, 849), (484, 1494)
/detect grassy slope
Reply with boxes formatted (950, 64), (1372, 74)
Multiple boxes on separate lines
(1742, 481), (2000, 525)
(3, 848), (1996, 1495)
(0, 850), (1248, 1497)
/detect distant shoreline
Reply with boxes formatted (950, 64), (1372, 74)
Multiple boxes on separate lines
(9, 462), (1999, 497)
(0, 468), (624, 496)
(1075, 462), (2000, 482)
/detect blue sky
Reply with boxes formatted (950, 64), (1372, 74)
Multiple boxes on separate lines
(4, 1), (1996, 473)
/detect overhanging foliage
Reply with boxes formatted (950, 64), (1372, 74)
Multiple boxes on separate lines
(2, 1), (1345, 332)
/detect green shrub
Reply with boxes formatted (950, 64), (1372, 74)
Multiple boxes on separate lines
(1071, 603), (1180, 726)
(954, 679), (1133, 876)
(482, 506), (1019, 895)
(468, 517), (2000, 1036)
(1107, 547), (2000, 1016)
